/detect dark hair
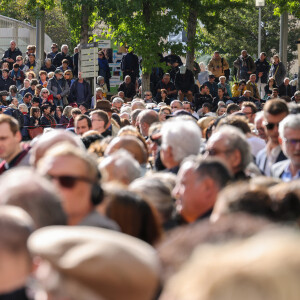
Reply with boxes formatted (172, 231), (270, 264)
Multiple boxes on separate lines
(239, 80), (246, 86)
(62, 59), (69, 64)
(200, 84), (208, 91)
(13, 63), (20, 68)
(32, 98), (40, 105)
(226, 103), (240, 115)
(75, 114), (92, 129)
(41, 104), (50, 113)
(24, 92), (32, 99)
(30, 79), (38, 86)
(242, 101), (257, 114)
(91, 110), (109, 128)
(105, 189), (162, 245)
(202, 102), (213, 111)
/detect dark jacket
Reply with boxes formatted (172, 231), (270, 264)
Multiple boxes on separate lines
(69, 79), (92, 106)
(0, 76), (15, 91)
(234, 55), (256, 81)
(47, 76), (70, 101)
(255, 58), (270, 84)
(278, 83), (293, 98)
(121, 52), (139, 78)
(53, 52), (73, 69)
(118, 82), (136, 99)
(40, 64), (56, 73)
(204, 80), (218, 98)
(40, 114), (56, 128)
(2, 47), (22, 69)
(174, 69), (194, 93)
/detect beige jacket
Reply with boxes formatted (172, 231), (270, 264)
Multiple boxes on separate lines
(208, 57), (229, 78)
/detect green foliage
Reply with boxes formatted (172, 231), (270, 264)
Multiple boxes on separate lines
(98, 0), (181, 74)
(0, 0), (72, 49)
(195, 2), (300, 73)
(269, 0), (300, 17)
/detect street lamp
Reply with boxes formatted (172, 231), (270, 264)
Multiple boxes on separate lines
(256, 0), (265, 58)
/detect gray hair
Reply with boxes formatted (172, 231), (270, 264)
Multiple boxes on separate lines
(213, 125), (252, 171)
(18, 103), (28, 113)
(161, 119), (202, 163)
(61, 44), (68, 51)
(131, 100), (146, 111)
(170, 100), (183, 108)
(99, 149), (141, 185)
(112, 97), (124, 105)
(279, 114), (300, 140)
(40, 87), (49, 97)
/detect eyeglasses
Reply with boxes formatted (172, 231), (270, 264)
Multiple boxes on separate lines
(145, 94), (151, 96)
(65, 74), (71, 76)
(91, 118), (103, 122)
(205, 148), (232, 156)
(171, 106), (179, 109)
(47, 175), (91, 188)
(263, 121), (279, 130)
(16, 59), (22, 61)
(283, 138), (300, 146)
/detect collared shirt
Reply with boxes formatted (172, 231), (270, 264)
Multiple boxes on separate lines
(281, 163), (300, 182)
(265, 145), (281, 177)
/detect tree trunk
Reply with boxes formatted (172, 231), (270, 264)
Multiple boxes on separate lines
(80, 4), (90, 44)
(186, 8), (198, 71)
(142, 72), (150, 96)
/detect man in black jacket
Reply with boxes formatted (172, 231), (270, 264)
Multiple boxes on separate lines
(121, 47), (139, 83)
(53, 44), (73, 69)
(175, 65), (194, 102)
(255, 52), (270, 99)
(69, 72), (91, 107)
(1, 40), (22, 70)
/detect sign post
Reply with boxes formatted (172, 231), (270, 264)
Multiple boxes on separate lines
(79, 42), (98, 108)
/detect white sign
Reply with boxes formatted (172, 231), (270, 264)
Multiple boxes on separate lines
(81, 65), (99, 73)
(81, 71), (98, 79)
(98, 40), (111, 48)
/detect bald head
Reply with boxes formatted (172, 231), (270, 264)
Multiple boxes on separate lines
(105, 136), (148, 165)
(137, 109), (159, 137)
(30, 130), (84, 166)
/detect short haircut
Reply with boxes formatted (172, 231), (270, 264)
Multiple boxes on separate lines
(0, 167), (67, 228)
(71, 108), (81, 115)
(0, 206), (34, 255)
(18, 103), (28, 114)
(31, 79), (38, 86)
(202, 102), (213, 111)
(41, 104), (50, 113)
(24, 92), (32, 99)
(218, 115), (251, 134)
(242, 101), (258, 114)
(161, 118), (202, 163)
(0, 114), (19, 134)
(138, 109), (159, 126)
(90, 110), (109, 127)
(263, 99), (289, 116)
(183, 156), (232, 189)
(75, 114), (92, 129)
(112, 97), (124, 105)
(200, 84), (208, 91)
(131, 109), (142, 123)
(226, 103), (240, 115)
(62, 59), (69, 64)
(279, 114), (300, 140)
(170, 100), (183, 107)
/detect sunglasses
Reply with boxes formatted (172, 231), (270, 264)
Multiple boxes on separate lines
(47, 175), (92, 188)
(263, 121), (279, 130)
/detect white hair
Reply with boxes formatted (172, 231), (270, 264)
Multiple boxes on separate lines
(99, 149), (141, 184)
(161, 119), (202, 162)
(279, 114), (300, 140)
(112, 97), (124, 104)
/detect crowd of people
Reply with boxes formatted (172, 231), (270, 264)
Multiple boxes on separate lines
(0, 39), (300, 300)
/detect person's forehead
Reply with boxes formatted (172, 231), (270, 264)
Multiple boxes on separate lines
(207, 133), (227, 148)
(284, 127), (300, 138)
(40, 155), (87, 176)
(242, 106), (252, 112)
(0, 122), (14, 135)
(77, 119), (88, 127)
(265, 112), (287, 123)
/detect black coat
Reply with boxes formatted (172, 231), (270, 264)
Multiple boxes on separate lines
(175, 69), (194, 93)
(255, 59), (270, 84)
(69, 79), (92, 106)
(53, 52), (73, 69)
(2, 47), (22, 69)
(278, 83), (293, 98)
(0, 76), (15, 91)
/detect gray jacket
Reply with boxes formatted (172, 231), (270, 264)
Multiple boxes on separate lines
(47, 76), (70, 100)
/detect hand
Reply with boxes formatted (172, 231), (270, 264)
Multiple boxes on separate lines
(57, 94), (61, 100)
(258, 72), (263, 77)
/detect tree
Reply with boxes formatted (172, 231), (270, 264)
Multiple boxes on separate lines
(0, 0), (72, 49)
(195, 2), (300, 74)
(98, 0), (181, 92)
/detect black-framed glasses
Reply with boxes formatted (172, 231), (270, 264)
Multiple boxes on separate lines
(263, 121), (279, 130)
(145, 94), (151, 96)
(47, 175), (92, 188)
